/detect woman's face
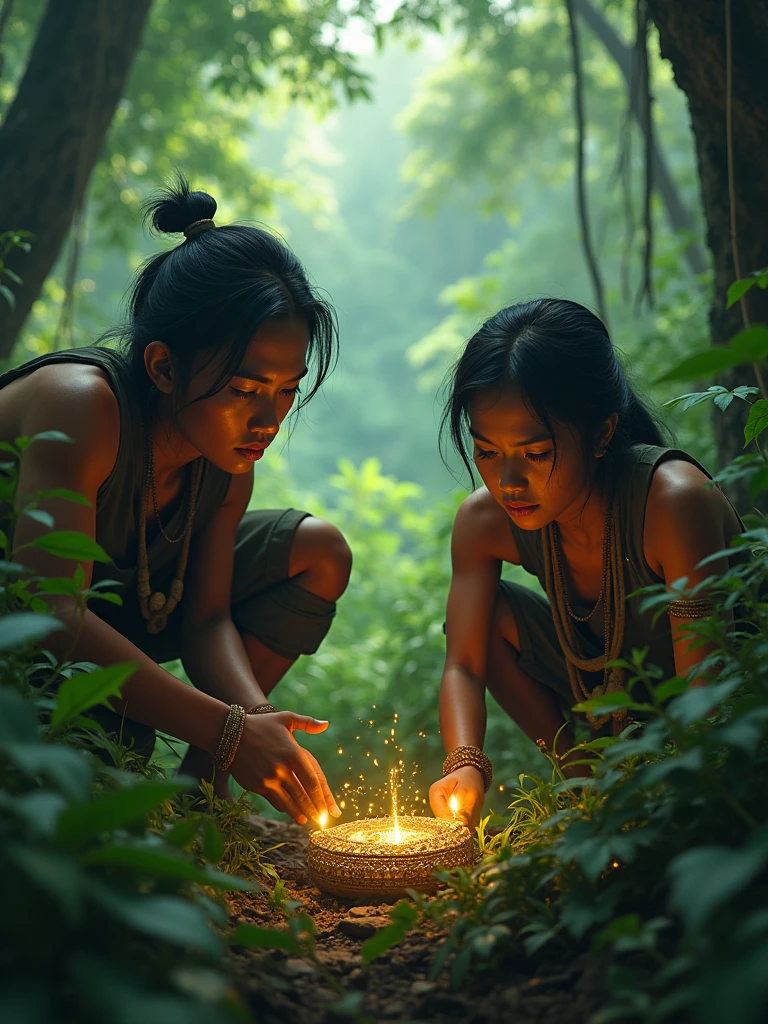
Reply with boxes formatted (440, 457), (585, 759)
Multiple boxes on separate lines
(468, 385), (604, 530)
(175, 316), (310, 474)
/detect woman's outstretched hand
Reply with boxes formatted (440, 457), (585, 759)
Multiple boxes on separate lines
(429, 766), (485, 831)
(229, 711), (341, 826)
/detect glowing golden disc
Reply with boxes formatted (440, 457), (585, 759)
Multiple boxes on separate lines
(307, 816), (476, 899)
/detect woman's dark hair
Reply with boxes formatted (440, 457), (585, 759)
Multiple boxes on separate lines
(441, 297), (668, 484)
(106, 174), (337, 412)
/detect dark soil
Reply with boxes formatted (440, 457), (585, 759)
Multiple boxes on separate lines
(228, 816), (608, 1024)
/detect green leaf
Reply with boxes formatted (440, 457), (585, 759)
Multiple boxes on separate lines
(450, 945), (472, 988)
(3, 743), (92, 801)
(29, 530), (110, 562)
(0, 560), (26, 573)
(23, 508), (55, 528)
(729, 325), (768, 362)
(361, 901), (418, 964)
(360, 921), (405, 964)
(89, 884), (223, 956)
(656, 327), (768, 385)
(655, 677), (690, 702)
(202, 816), (224, 864)
(655, 348), (744, 384)
(228, 923), (301, 954)
(0, 612), (62, 651)
(27, 430), (73, 446)
(389, 900), (419, 927)
(2, 267), (22, 285)
(663, 387), (728, 412)
(57, 778), (189, 845)
(0, 283), (16, 308)
(83, 843), (257, 890)
(165, 816), (202, 849)
(50, 662), (136, 730)
(572, 691), (652, 714)
(36, 577), (80, 595)
(727, 277), (758, 308)
(668, 826), (768, 930)
(744, 400), (768, 447)
(713, 391), (735, 411)
(88, 591), (123, 606)
(6, 844), (84, 924)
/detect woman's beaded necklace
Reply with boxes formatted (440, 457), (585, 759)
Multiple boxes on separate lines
(542, 488), (628, 735)
(136, 427), (202, 635)
(551, 506), (610, 623)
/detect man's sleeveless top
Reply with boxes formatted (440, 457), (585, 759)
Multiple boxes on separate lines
(507, 444), (742, 679)
(0, 346), (232, 599)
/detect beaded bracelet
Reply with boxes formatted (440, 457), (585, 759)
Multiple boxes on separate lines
(442, 745), (493, 793)
(246, 702), (277, 715)
(213, 704), (246, 773)
(667, 598), (716, 619)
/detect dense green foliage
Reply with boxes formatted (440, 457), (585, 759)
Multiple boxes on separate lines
(0, 436), (290, 1023)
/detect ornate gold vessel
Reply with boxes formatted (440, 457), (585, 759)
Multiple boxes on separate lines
(307, 815), (476, 899)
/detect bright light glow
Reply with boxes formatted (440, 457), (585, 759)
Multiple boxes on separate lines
(448, 794), (459, 818)
(390, 766), (402, 843)
(317, 811), (328, 829)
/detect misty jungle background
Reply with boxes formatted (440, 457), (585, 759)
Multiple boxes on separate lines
(1, 0), (765, 801)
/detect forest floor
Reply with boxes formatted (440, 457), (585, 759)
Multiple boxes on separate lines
(228, 816), (609, 1024)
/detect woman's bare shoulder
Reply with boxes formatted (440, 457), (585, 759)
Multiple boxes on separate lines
(645, 456), (742, 574)
(453, 486), (521, 565)
(648, 457), (739, 530)
(3, 363), (120, 490)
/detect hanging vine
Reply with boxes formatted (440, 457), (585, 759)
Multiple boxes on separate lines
(564, 0), (608, 325)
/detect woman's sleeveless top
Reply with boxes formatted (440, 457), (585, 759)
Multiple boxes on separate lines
(507, 444), (742, 679)
(0, 346), (232, 598)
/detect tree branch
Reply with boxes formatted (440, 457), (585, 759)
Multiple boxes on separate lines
(636, 0), (654, 311)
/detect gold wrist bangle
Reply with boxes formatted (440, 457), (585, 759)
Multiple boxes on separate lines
(442, 745), (493, 793)
(214, 704), (246, 773)
(246, 702), (277, 715)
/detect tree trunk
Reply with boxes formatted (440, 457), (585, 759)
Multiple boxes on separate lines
(0, 0), (152, 357)
(646, 0), (768, 513)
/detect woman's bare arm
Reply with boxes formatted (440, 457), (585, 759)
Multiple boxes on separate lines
(430, 488), (521, 823)
(440, 487), (521, 750)
(645, 460), (740, 687)
(9, 368), (231, 754)
(180, 469), (267, 706)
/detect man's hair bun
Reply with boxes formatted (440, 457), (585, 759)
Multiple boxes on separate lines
(142, 172), (217, 235)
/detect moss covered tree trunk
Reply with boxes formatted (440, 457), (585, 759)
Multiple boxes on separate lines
(0, 0), (152, 358)
(647, 0), (768, 512)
